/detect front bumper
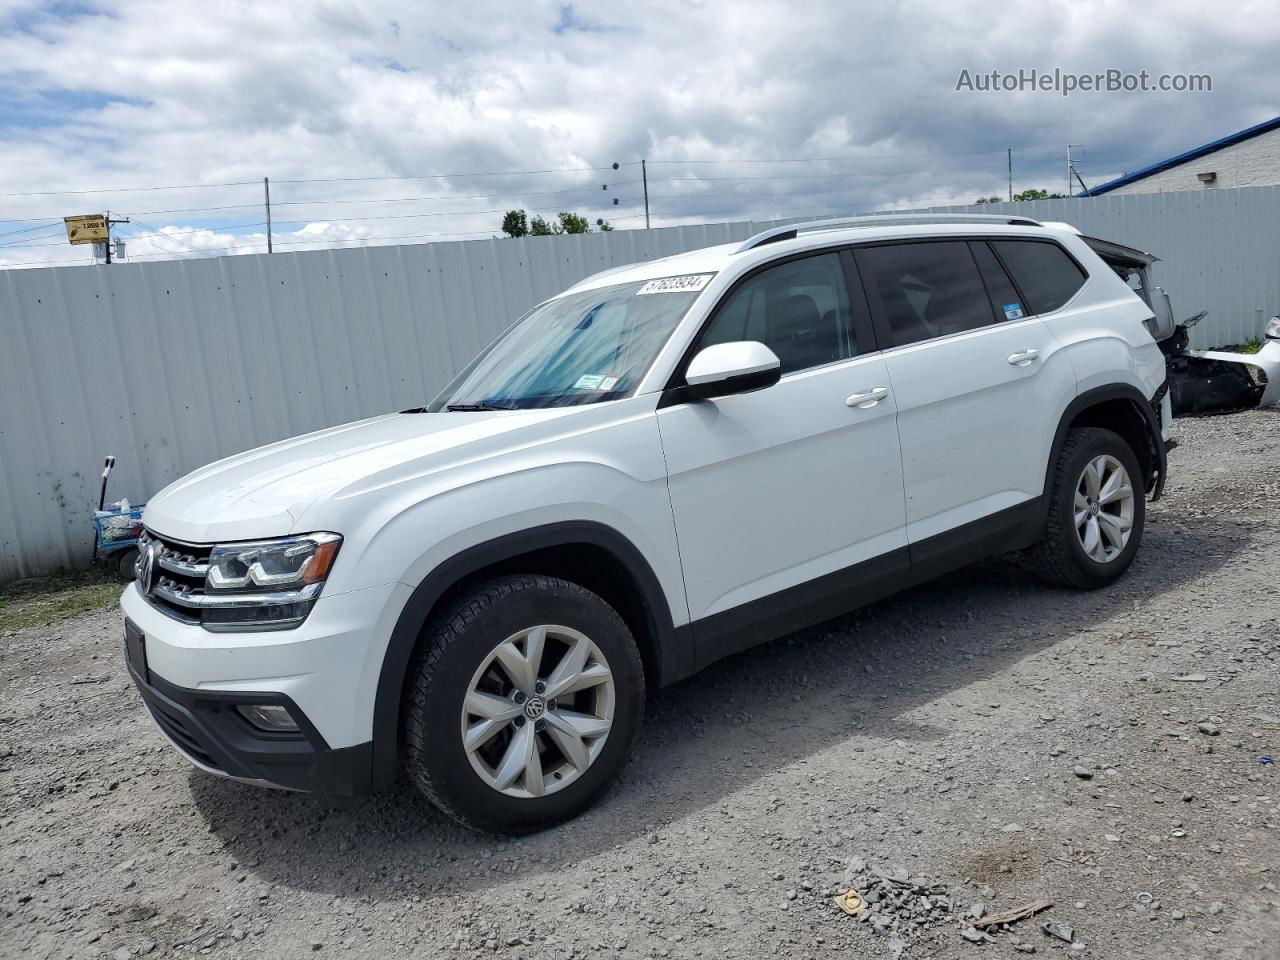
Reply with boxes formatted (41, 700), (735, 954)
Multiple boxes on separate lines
(126, 623), (372, 794)
(125, 616), (373, 798)
(121, 579), (405, 796)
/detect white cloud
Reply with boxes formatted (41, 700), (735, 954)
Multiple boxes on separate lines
(0, 0), (1277, 268)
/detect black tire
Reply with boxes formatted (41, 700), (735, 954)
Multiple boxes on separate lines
(116, 548), (139, 582)
(1025, 427), (1146, 589)
(402, 574), (645, 835)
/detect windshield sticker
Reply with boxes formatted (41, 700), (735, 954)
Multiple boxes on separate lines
(636, 274), (713, 295)
(1003, 302), (1025, 320)
(597, 375), (619, 392)
(574, 374), (604, 390)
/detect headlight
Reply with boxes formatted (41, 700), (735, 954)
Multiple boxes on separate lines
(1266, 316), (1280, 340)
(148, 532), (342, 632)
(207, 533), (342, 593)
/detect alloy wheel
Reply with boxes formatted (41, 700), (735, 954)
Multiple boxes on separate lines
(1074, 454), (1135, 563)
(460, 625), (615, 798)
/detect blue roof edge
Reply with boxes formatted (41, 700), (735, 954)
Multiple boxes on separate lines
(1078, 115), (1280, 197)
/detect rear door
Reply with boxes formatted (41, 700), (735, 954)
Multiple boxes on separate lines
(854, 238), (1078, 549)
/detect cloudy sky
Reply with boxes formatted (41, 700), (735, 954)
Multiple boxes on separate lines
(1, 0), (1277, 268)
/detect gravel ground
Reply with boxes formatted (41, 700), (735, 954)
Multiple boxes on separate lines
(3, 410), (1278, 960)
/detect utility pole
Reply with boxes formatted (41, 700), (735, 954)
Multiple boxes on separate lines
(641, 159), (650, 229)
(1066, 144), (1084, 197)
(1007, 148), (1013, 202)
(102, 211), (130, 265)
(264, 177), (273, 253)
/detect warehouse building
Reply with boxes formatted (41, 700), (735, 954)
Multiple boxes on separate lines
(1083, 115), (1280, 196)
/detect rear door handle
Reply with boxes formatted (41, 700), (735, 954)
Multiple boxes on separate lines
(846, 387), (889, 408)
(1007, 349), (1039, 366)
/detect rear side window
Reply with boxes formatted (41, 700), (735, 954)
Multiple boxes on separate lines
(991, 240), (1087, 315)
(970, 242), (1026, 321)
(855, 241), (995, 348)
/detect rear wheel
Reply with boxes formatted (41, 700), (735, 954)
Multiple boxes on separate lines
(403, 574), (644, 834)
(1026, 427), (1145, 589)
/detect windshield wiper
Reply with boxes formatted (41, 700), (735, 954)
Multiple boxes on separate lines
(445, 402), (509, 412)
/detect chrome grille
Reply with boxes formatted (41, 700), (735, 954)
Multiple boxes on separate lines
(138, 530), (212, 624)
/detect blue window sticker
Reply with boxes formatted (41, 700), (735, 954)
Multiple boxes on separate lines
(1003, 302), (1025, 320)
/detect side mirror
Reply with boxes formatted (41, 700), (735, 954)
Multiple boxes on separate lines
(683, 341), (781, 400)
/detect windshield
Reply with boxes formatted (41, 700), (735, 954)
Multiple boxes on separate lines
(428, 275), (712, 411)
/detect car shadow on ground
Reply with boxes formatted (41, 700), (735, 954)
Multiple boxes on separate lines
(190, 510), (1247, 901)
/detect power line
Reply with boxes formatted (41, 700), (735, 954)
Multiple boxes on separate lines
(122, 229), (499, 260)
(0, 147), (1170, 226)
(271, 182), (642, 208)
(110, 203), (635, 259)
(0, 184), (632, 223)
(0, 179), (258, 200)
(638, 147), (1080, 165)
(0, 144), (1164, 205)
(0, 254), (97, 268)
(124, 219), (214, 258)
(0, 225), (67, 249)
(0, 220), (63, 241)
(0, 164), (630, 200)
(0, 221), (270, 251)
(273, 165), (619, 185)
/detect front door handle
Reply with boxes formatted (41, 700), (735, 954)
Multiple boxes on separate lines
(1007, 348), (1040, 366)
(846, 387), (889, 408)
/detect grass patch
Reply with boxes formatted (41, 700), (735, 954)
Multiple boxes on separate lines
(1238, 339), (1263, 355)
(0, 567), (122, 633)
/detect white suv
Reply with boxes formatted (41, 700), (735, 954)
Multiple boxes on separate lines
(122, 214), (1171, 833)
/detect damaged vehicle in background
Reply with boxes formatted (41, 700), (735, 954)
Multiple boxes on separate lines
(1083, 235), (1280, 415)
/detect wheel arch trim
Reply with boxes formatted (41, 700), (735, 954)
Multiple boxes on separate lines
(1045, 383), (1167, 511)
(369, 520), (682, 790)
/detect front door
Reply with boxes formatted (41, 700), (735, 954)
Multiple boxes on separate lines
(657, 251), (908, 663)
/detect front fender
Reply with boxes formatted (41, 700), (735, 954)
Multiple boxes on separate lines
(366, 518), (683, 791)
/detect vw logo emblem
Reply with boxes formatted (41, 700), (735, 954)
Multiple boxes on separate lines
(138, 540), (161, 595)
(522, 696), (546, 720)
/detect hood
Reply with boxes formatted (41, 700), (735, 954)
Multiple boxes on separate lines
(142, 409), (574, 544)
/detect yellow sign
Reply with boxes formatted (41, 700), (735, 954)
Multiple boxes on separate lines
(64, 214), (108, 245)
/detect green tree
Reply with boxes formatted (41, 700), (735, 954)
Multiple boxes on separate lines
(1011, 188), (1066, 201)
(500, 210), (529, 238)
(974, 196), (1003, 204)
(501, 210), (609, 236)
(556, 212), (591, 234)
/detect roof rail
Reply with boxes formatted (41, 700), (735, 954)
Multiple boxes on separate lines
(734, 213), (1044, 253)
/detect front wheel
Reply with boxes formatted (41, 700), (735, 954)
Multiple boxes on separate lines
(402, 575), (645, 834)
(1025, 427), (1146, 589)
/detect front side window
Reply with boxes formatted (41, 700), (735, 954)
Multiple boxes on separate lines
(697, 252), (855, 375)
(991, 240), (1087, 315)
(430, 276), (711, 410)
(856, 241), (994, 348)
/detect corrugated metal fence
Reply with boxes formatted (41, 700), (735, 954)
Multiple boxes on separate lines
(3, 188), (1278, 581)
